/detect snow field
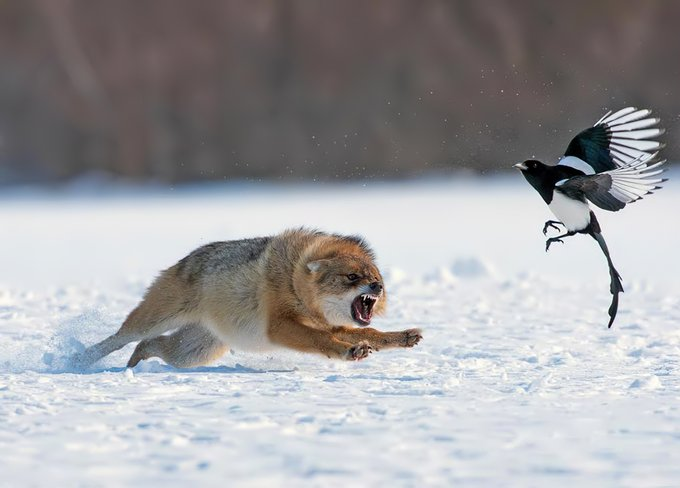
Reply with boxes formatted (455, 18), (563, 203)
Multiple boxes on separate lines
(1, 175), (679, 486)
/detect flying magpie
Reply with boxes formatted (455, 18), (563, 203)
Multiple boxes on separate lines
(514, 107), (667, 328)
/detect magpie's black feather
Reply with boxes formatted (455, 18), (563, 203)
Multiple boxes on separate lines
(557, 175), (626, 212)
(565, 125), (617, 173)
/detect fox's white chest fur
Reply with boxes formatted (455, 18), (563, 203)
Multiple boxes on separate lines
(549, 191), (591, 232)
(206, 310), (275, 352)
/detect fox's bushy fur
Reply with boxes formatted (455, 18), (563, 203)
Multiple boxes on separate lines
(73, 228), (421, 368)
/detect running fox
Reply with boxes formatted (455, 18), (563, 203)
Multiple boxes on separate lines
(73, 228), (422, 368)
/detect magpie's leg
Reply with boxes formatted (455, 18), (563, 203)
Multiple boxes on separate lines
(542, 220), (564, 235)
(589, 231), (624, 328)
(545, 231), (576, 252)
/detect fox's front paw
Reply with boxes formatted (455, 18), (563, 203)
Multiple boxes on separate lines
(346, 341), (372, 361)
(400, 328), (422, 347)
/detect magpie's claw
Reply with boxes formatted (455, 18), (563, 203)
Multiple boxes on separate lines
(545, 237), (564, 252)
(542, 220), (564, 236)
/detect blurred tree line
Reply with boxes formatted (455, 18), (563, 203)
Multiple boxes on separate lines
(0, 0), (677, 184)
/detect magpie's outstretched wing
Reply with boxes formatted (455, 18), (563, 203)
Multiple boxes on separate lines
(560, 107), (665, 174)
(556, 156), (667, 211)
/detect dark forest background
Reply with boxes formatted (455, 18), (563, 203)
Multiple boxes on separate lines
(0, 0), (678, 184)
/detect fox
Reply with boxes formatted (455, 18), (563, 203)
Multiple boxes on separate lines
(72, 228), (422, 369)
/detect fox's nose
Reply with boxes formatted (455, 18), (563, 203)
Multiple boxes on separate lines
(369, 282), (383, 294)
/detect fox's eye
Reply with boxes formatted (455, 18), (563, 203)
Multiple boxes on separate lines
(346, 273), (360, 281)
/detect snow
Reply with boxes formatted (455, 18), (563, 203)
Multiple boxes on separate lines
(1, 173), (680, 486)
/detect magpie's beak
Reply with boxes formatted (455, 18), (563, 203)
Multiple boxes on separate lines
(513, 162), (528, 171)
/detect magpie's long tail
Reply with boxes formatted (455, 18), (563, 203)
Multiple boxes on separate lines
(589, 231), (624, 328)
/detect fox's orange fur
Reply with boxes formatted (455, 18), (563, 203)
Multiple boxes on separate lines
(73, 228), (422, 368)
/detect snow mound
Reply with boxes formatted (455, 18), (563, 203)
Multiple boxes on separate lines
(629, 375), (664, 390)
(450, 257), (496, 279)
(423, 266), (458, 285)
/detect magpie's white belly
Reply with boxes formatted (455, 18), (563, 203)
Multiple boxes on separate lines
(548, 191), (591, 231)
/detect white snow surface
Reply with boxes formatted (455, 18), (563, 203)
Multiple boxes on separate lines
(1, 174), (680, 487)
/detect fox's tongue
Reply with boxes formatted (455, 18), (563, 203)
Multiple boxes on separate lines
(352, 296), (373, 324)
(358, 301), (372, 321)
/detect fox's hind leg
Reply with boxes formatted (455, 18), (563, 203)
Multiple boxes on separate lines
(70, 331), (135, 368)
(72, 271), (197, 368)
(127, 324), (228, 369)
(71, 309), (189, 368)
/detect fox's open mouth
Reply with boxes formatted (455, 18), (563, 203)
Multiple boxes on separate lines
(351, 294), (378, 326)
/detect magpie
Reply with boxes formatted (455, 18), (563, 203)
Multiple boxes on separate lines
(514, 107), (667, 328)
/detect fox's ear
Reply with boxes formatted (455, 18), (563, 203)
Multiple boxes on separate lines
(307, 259), (331, 273)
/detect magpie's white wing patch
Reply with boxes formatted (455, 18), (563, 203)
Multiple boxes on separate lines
(556, 156), (668, 212)
(563, 107), (664, 174)
(558, 156), (596, 175)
